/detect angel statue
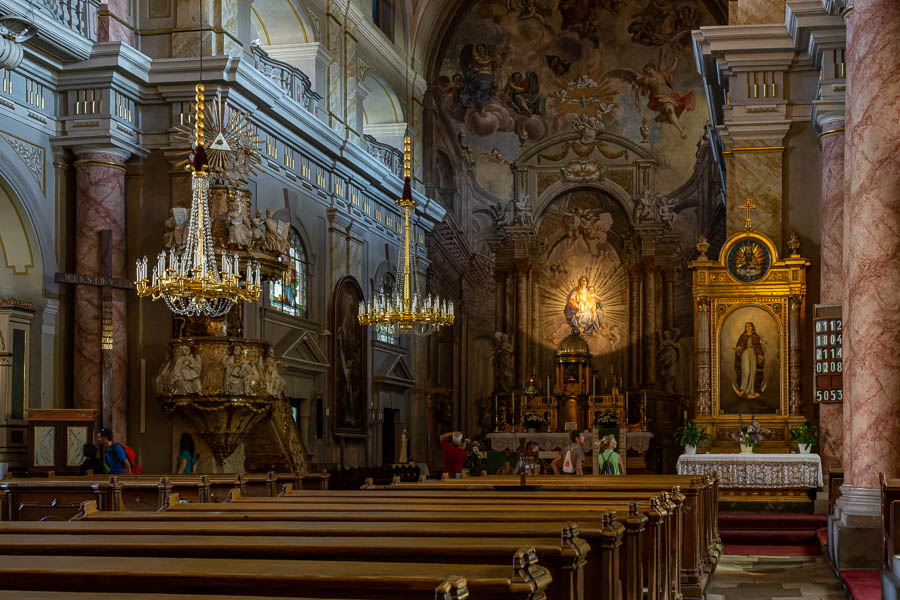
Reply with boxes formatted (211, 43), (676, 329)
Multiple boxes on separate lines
(656, 328), (681, 395)
(605, 52), (695, 138)
(490, 332), (515, 395)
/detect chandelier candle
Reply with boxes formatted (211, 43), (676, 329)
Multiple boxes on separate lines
(134, 83), (262, 317)
(357, 136), (455, 336)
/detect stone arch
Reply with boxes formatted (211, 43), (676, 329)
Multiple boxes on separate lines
(251, 0), (316, 45)
(0, 145), (56, 296)
(362, 71), (405, 127)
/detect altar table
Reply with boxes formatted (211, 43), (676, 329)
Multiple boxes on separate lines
(677, 453), (823, 503)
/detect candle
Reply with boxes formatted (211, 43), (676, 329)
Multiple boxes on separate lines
(494, 395), (498, 430)
(592, 377), (596, 398)
(546, 376), (550, 399)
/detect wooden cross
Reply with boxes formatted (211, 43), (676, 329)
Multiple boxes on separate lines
(740, 198), (757, 231)
(55, 230), (133, 431)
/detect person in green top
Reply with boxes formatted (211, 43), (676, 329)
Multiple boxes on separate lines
(596, 434), (620, 475)
(176, 433), (199, 474)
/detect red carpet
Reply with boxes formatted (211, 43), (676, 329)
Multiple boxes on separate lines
(724, 544), (821, 556)
(841, 571), (880, 600)
(720, 512), (826, 556)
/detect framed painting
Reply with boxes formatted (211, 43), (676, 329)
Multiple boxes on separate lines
(331, 276), (367, 436)
(716, 304), (783, 415)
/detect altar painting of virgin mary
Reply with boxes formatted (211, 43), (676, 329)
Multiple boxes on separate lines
(565, 275), (604, 335)
(718, 305), (781, 415)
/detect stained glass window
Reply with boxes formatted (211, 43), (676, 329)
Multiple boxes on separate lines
(269, 228), (308, 318)
(375, 271), (397, 344)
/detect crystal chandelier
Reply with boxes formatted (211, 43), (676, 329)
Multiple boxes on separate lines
(135, 84), (261, 317)
(358, 136), (454, 336)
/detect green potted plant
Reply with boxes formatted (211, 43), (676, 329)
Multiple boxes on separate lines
(674, 422), (710, 455)
(789, 424), (818, 454)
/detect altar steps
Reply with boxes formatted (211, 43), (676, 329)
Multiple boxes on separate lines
(720, 512), (827, 547)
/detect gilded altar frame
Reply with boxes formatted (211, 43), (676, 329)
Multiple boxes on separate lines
(690, 225), (810, 453)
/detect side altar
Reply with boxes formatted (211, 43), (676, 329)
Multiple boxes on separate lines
(689, 203), (810, 453)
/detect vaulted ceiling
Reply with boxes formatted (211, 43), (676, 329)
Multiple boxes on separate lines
(411, 0), (729, 78)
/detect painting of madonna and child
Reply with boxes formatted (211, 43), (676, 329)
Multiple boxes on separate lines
(717, 305), (782, 415)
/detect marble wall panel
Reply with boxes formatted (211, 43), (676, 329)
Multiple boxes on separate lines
(730, 0), (786, 25)
(727, 148), (783, 244)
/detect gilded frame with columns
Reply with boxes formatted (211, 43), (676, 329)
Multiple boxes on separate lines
(689, 221), (810, 453)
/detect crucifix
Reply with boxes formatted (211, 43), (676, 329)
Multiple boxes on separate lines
(741, 198), (757, 231)
(55, 230), (133, 431)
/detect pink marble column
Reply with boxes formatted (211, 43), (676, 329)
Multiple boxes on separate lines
(96, 0), (135, 45)
(73, 151), (128, 443)
(818, 119), (845, 476)
(842, 0), (900, 491)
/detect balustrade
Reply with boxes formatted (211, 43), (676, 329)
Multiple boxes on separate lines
(251, 44), (321, 114)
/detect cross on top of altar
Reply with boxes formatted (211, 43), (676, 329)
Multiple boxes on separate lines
(741, 198), (757, 231)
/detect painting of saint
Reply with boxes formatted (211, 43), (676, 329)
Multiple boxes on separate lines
(458, 43), (499, 110)
(565, 276), (604, 335)
(733, 322), (765, 398)
(332, 277), (366, 434)
(718, 306), (781, 415)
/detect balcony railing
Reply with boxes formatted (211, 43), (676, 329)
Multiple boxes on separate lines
(45, 0), (94, 38)
(364, 134), (403, 179)
(251, 44), (321, 114)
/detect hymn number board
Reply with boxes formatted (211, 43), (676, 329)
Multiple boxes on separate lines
(813, 303), (843, 404)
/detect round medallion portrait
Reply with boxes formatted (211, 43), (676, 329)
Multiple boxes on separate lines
(726, 239), (771, 283)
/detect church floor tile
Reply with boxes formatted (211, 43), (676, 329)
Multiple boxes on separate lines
(707, 554), (847, 600)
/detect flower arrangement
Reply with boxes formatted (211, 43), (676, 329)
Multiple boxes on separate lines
(789, 424), (817, 450)
(675, 422), (711, 449)
(730, 414), (771, 448)
(464, 439), (484, 473)
(523, 412), (547, 429)
(594, 409), (619, 428)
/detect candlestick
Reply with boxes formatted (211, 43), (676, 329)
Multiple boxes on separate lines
(494, 395), (498, 432)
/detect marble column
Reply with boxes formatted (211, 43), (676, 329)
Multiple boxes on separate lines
(73, 150), (128, 442)
(96, 0), (135, 45)
(515, 270), (528, 386)
(842, 0), (900, 494)
(628, 266), (640, 389)
(661, 268), (675, 332)
(818, 118), (845, 476)
(531, 276), (540, 374)
(643, 262), (657, 387)
(494, 276), (506, 334)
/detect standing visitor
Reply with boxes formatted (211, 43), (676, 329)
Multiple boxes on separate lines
(439, 431), (467, 478)
(551, 430), (586, 475)
(176, 433), (199, 474)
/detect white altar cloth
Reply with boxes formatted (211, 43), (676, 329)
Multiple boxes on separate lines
(676, 453), (823, 489)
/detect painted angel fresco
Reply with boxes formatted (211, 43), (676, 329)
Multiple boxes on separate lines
(628, 0), (701, 47)
(504, 71), (545, 116)
(458, 43), (500, 110)
(558, 0), (625, 47)
(605, 53), (695, 138)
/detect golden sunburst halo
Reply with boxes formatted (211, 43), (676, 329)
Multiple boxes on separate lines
(174, 92), (263, 185)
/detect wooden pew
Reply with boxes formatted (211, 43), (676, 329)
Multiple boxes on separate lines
(226, 487), (679, 600)
(0, 472), (309, 520)
(382, 473), (720, 597)
(74, 499), (626, 600)
(0, 553), (543, 599)
(0, 530), (581, 599)
(881, 473), (900, 571)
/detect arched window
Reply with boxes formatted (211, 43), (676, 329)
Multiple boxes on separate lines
(375, 271), (397, 344)
(269, 228), (308, 318)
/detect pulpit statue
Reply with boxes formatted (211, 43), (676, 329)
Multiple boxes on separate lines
(170, 346), (202, 395)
